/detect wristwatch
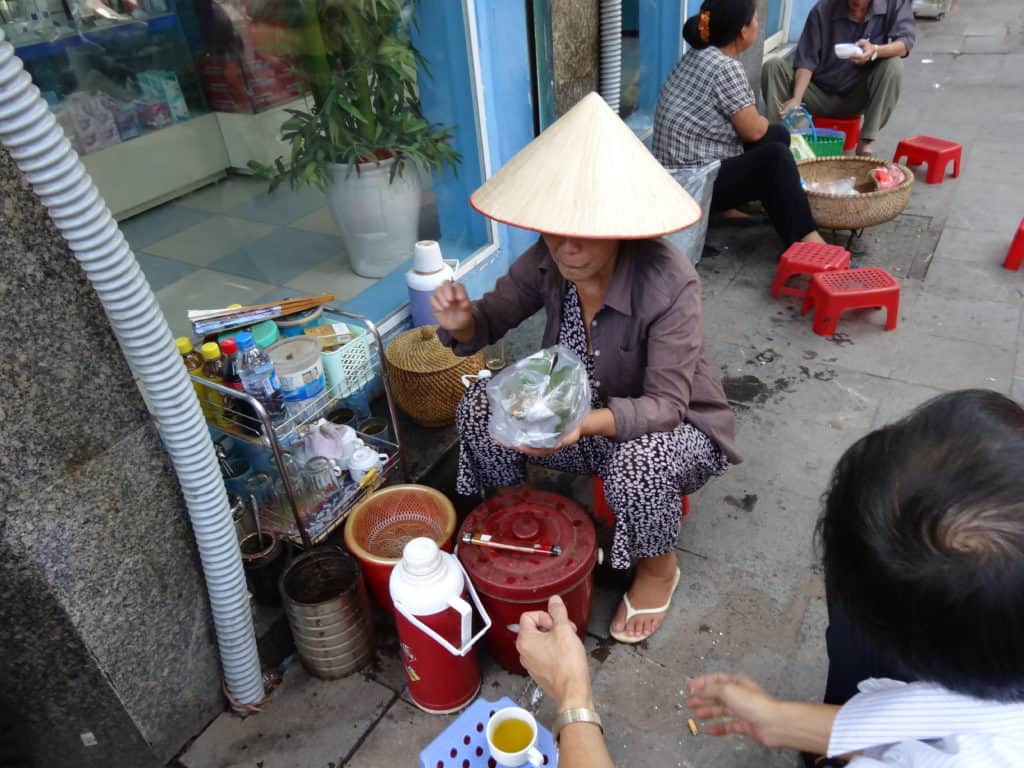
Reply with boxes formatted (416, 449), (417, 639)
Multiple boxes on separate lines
(552, 707), (604, 742)
(870, 45), (879, 61)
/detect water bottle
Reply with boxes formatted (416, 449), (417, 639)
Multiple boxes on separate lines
(235, 331), (287, 427)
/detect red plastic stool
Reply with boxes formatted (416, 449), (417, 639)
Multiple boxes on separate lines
(800, 268), (900, 336)
(1004, 217), (1024, 271)
(592, 476), (689, 527)
(812, 115), (862, 151)
(892, 136), (962, 184)
(771, 242), (851, 299)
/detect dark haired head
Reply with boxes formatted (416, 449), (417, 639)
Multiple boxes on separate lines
(819, 389), (1024, 701)
(682, 0), (757, 50)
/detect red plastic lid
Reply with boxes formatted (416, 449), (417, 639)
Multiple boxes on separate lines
(220, 337), (238, 354)
(457, 489), (597, 601)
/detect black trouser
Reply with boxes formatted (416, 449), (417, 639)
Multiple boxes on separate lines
(824, 595), (909, 705)
(710, 123), (817, 247)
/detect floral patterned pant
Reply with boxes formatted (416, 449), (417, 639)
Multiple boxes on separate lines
(455, 381), (729, 569)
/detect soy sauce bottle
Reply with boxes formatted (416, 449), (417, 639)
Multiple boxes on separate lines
(219, 336), (260, 437)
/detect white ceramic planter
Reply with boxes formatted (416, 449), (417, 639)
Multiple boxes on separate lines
(327, 157), (422, 279)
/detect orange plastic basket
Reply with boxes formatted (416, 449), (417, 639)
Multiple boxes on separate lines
(344, 484), (457, 612)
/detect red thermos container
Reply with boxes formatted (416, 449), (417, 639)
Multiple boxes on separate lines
(390, 537), (492, 714)
(457, 489), (598, 675)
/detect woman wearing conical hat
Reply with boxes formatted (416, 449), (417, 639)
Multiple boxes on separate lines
(433, 93), (740, 644)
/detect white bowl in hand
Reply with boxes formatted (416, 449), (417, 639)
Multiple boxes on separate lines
(835, 43), (863, 59)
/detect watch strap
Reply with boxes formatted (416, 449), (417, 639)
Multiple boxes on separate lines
(552, 707), (603, 741)
(870, 47), (879, 61)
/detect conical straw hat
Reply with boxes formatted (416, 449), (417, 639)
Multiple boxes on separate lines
(470, 92), (701, 239)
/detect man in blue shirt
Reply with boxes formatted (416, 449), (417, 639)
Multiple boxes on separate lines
(761, 0), (916, 155)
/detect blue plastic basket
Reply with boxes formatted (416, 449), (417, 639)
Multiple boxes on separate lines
(419, 697), (559, 768)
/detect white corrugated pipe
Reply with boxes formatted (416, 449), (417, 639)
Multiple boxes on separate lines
(0, 30), (264, 706)
(599, 0), (623, 114)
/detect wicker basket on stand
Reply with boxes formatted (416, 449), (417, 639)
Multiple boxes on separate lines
(798, 157), (914, 230)
(385, 326), (485, 427)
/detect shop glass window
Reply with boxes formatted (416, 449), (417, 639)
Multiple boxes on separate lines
(8, 0), (491, 331)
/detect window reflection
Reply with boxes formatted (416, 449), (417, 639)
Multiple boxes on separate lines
(6, 0), (482, 332)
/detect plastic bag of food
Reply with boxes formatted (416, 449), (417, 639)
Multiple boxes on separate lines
(871, 163), (906, 190)
(487, 345), (591, 449)
(804, 176), (859, 195)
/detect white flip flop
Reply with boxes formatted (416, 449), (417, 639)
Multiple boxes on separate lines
(608, 567), (682, 644)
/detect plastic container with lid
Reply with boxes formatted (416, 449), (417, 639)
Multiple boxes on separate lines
(276, 306), (323, 337)
(385, 326), (484, 427)
(218, 318), (280, 349)
(457, 489), (598, 674)
(268, 336), (326, 420)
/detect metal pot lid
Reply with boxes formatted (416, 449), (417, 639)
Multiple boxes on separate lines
(457, 489), (596, 601)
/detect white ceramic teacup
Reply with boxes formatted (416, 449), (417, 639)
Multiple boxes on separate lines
(486, 707), (544, 767)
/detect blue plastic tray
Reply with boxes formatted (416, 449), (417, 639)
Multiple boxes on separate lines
(419, 696), (558, 768)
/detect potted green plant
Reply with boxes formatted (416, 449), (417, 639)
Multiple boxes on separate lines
(250, 0), (460, 278)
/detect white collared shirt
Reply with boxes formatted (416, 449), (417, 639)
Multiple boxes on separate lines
(828, 678), (1024, 767)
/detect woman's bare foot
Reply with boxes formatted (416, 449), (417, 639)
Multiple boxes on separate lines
(720, 208), (753, 220)
(610, 552), (680, 641)
(801, 230), (826, 244)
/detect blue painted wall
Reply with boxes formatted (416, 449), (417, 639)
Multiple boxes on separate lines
(412, 2), (490, 254)
(789, 0), (817, 43)
(636, 0), (684, 130)
(471, 0), (538, 276)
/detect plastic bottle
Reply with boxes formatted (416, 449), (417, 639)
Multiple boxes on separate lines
(176, 336), (203, 372)
(235, 331), (287, 427)
(177, 336), (209, 417)
(405, 240), (454, 327)
(200, 342), (226, 426)
(219, 336), (260, 437)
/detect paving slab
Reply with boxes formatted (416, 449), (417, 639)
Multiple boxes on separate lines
(889, 328), (1015, 393)
(906, 291), (1022, 346)
(932, 224), (1012, 265)
(179, 666), (395, 768)
(924, 256), (1024, 304)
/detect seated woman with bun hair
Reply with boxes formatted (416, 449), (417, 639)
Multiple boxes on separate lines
(653, 0), (825, 248)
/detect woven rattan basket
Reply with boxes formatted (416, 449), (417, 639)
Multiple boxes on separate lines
(798, 157), (914, 230)
(385, 326), (484, 427)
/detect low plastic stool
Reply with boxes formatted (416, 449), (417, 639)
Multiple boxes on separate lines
(593, 475), (689, 528)
(419, 696), (558, 768)
(1004, 217), (1024, 271)
(771, 242), (851, 299)
(812, 115), (861, 151)
(800, 268), (900, 336)
(892, 135), (962, 184)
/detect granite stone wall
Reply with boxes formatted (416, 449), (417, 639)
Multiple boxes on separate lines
(0, 147), (225, 767)
(551, 0), (600, 116)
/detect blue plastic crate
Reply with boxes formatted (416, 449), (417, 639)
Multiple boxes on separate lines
(419, 696), (558, 768)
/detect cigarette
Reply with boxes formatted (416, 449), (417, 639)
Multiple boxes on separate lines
(687, 718), (698, 736)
